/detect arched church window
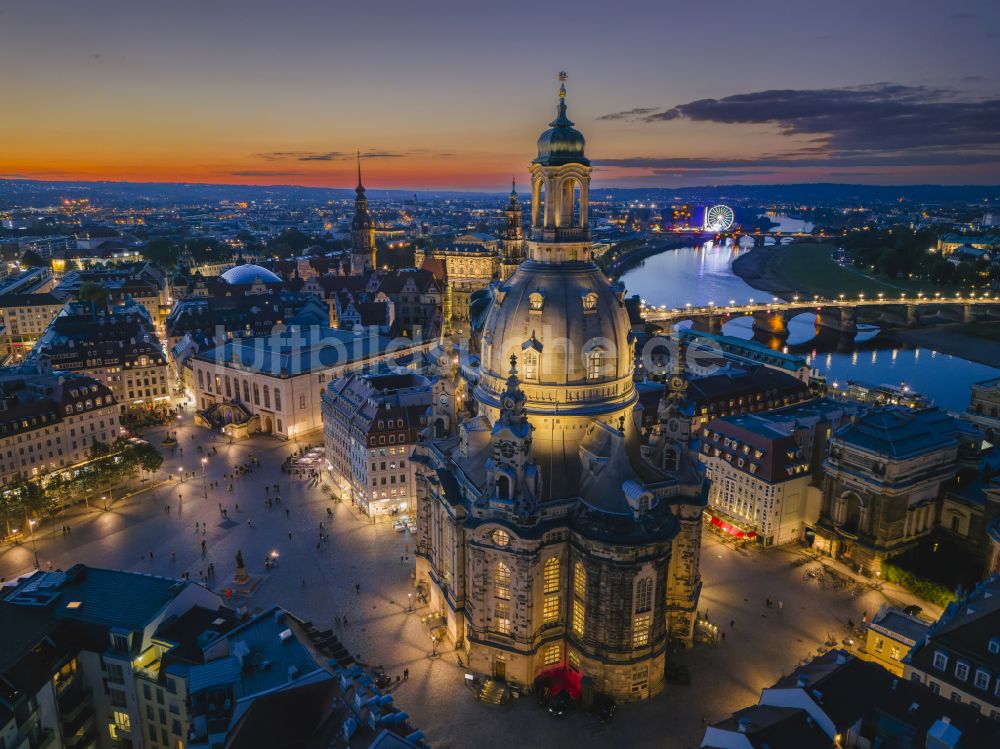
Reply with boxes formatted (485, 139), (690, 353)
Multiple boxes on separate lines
(274, 387), (281, 410)
(495, 563), (511, 600)
(497, 475), (511, 500)
(635, 577), (653, 614)
(242, 380), (250, 402)
(573, 562), (586, 598)
(572, 563), (586, 639)
(252, 383), (260, 406)
(543, 558), (560, 594)
(263, 385), (270, 409)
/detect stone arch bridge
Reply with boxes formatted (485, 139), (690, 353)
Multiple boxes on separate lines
(641, 294), (1000, 338)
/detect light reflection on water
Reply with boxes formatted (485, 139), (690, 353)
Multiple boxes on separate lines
(620, 240), (998, 412)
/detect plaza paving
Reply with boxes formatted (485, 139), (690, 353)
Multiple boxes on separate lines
(0, 410), (942, 749)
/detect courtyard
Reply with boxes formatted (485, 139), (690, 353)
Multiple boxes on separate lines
(0, 410), (941, 749)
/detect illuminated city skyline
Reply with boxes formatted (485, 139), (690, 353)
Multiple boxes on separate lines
(1, 0), (998, 190)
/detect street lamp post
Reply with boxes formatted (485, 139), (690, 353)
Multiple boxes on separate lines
(201, 457), (208, 499)
(408, 592), (413, 612)
(27, 517), (39, 569)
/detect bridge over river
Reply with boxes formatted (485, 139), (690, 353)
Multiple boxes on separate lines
(641, 293), (1000, 338)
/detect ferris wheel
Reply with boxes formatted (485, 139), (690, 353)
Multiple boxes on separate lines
(704, 204), (735, 232)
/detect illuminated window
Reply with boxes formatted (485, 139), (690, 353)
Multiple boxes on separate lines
(586, 351), (603, 380)
(573, 562), (586, 598)
(543, 595), (559, 624)
(635, 577), (653, 614)
(113, 710), (131, 730)
(529, 292), (544, 311)
(495, 601), (511, 635)
(568, 650), (581, 672)
(874, 636), (885, 653)
(632, 614), (651, 647)
(890, 646), (902, 661)
(495, 562), (511, 600)
(543, 558), (560, 594)
(543, 644), (560, 666)
(582, 292), (598, 311)
(572, 600), (585, 637)
(523, 351), (538, 380)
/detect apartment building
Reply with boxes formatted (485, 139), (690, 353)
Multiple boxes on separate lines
(30, 306), (171, 414)
(0, 363), (119, 486)
(905, 575), (1000, 721)
(0, 566), (426, 749)
(699, 398), (857, 546)
(321, 369), (431, 517)
(0, 293), (66, 361)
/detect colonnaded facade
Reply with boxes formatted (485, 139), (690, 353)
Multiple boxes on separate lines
(413, 77), (707, 701)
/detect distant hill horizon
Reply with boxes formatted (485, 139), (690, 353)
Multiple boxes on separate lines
(2, 177), (999, 208)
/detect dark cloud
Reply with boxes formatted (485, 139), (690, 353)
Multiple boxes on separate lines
(254, 150), (406, 162)
(597, 106), (659, 121)
(598, 84), (1000, 171)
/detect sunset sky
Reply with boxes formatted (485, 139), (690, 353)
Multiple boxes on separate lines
(1, 0), (998, 190)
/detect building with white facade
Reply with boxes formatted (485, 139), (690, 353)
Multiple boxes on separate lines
(321, 369), (432, 518)
(191, 325), (432, 440)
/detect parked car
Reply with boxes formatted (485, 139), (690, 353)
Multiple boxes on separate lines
(371, 666), (391, 689)
(592, 693), (617, 723)
(393, 520), (407, 533)
(547, 690), (571, 717)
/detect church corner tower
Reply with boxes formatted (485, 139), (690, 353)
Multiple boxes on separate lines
(501, 178), (524, 278)
(350, 153), (377, 275)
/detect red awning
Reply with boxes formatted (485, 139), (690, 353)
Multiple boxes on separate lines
(709, 514), (757, 540)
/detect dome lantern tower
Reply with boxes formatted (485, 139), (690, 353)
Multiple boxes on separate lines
(529, 72), (591, 263)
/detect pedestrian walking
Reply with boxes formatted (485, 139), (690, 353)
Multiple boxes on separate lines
(403, 668), (409, 681)
(285, 508), (290, 518)
(288, 531), (292, 540)
(730, 619), (735, 628)
(355, 583), (361, 595)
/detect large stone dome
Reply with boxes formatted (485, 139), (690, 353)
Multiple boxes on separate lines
(477, 260), (634, 418)
(221, 264), (282, 286)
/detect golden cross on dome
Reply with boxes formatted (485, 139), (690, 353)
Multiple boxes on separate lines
(558, 70), (567, 98)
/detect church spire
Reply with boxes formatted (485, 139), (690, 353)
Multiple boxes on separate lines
(350, 150), (376, 275)
(550, 70), (574, 127)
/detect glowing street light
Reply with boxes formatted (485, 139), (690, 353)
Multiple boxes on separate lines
(28, 518), (39, 569)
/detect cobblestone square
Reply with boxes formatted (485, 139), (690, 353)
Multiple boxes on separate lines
(0, 411), (940, 749)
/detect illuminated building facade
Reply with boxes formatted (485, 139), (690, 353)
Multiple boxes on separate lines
(414, 78), (706, 701)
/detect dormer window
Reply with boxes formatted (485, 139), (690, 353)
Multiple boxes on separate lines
(989, 638), (1000, 655)
(529, 292), (545, 311)
(933, 651), (948, 671)
(582, 291), (598, 312)
(586, 349), (605, 381)
(523, 351), (538, 380)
